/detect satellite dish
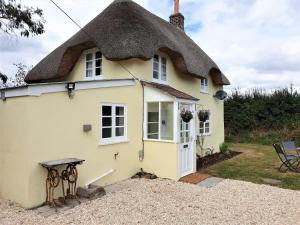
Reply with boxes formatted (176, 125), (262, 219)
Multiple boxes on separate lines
(214, 90), (228, 100)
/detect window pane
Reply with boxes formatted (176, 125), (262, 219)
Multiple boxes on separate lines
(102, 106), (112, 116)
(102, 117), (112, 126)
(161, 70), (167, 81)
(147, 102), (159, 138)
(148, 112), (158, 122)
(153, 55), (159, 79)
(148, 123), (158, 134)
(96, 59), (101, 67)
(116, 127), (124, 137)
(160, 102), (173, 140)
(95, 51), (102, 59)
(96, 67), (101, 76)
(116, 107), (124, 116)
(148, 134), (158, 139)
(86, 53), (93, 61)
(86, 61), (93, 69)
(102, 128), (111, 138)
(86, 70), (93, 78)
(147, 103), (159, 122)
(116, 117), (124, 126)
(180, 132), (184, 143)
(205, 127), (210, 133)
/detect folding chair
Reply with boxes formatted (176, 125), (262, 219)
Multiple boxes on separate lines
(273, 143), (300, 172)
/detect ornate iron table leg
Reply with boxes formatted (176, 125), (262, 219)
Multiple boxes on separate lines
(61, 163), (80, 203)
(45, 168), (60, 209)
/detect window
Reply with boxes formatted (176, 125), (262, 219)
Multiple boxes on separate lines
(200, 112), (211, 135)
(101, 104), (127, 144)
(153, 55), (167, 83)
(85, 50), (102, 79)
(147, 102), (173, 140)
(200, 78), (208, 93)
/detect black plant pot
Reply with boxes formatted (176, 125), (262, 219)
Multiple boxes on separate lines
(181, 115), (193, 123)
(198, 112), (209, 122)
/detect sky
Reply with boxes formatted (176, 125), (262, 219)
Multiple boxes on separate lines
(0, 0), (300, 91)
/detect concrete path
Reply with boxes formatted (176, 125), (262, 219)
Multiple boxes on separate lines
(197, 177), (224, 188)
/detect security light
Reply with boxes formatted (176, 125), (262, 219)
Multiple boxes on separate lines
(66, 82), (76, 97)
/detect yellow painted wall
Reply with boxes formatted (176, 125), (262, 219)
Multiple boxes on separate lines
(67, 49), (224, 152)
(143, 141), (178, 180)
(0, 48), (226, 208)
(0, 98), (31, 206)
(0, 84), (144, 208)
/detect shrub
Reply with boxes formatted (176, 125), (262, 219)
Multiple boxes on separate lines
(225, 88), (300, 145)
(220, 143), (230, 155)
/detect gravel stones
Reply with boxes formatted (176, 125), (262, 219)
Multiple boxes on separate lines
(1, 178), (300, 225)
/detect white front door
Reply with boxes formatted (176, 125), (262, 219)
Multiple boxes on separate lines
(179, 104), (194, 177)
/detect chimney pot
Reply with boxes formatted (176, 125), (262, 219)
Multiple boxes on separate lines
(170, 0), (184, 31)
(174, 0), (179, 14)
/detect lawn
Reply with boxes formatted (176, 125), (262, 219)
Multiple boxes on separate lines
(201, 143), (300, 190)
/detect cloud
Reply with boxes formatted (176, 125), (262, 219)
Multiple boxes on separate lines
(0, 0), (299, 91)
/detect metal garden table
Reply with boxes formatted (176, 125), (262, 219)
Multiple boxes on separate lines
(39, 158), (85, 208)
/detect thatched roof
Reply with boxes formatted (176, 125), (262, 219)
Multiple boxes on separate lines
(25, 0), (230, 85)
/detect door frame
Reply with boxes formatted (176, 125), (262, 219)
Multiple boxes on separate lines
(177, 102), (197, 179)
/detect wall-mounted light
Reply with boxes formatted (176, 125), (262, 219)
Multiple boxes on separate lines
(66, 82), (76, 97)
(0, 91), (6, 101)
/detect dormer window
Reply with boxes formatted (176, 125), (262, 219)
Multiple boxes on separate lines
(85, 50), (102, 80)
(153, 55), (167, 83)
(200, 78), (208, 93)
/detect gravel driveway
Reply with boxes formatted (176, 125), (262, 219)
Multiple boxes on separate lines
(1, 178), (300, 225)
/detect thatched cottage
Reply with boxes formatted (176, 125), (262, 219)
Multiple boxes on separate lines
(0, 0), (230, 208)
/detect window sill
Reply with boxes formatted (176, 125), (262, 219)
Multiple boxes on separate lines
(98, 138), (129, 146)
(200, 90), (209, 94)
(198, 133), (212, 137)
(84, 76), (104, 81)
(144, 138), (175, 143)
(152, 79), (168, 85)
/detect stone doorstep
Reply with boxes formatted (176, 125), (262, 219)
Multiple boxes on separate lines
(197, 177), (225, 188)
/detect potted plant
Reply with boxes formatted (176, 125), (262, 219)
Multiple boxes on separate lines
(198, 110), (209, 122)
(180, 108), (193, 123)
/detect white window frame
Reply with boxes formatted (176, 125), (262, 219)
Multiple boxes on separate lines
(152, 54), (167, 84)
(100, 103), (128, 145)
(84, 49), (103, 80)
(200, 78), (209, 93)
(199, 111), (211, 135)
(145, 101), (175, 142)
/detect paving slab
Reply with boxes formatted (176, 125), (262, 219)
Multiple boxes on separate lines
(197, 177), (224, 188)
(262, 178), (282, 185)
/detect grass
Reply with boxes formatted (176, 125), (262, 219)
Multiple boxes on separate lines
(201, 143), (300, 190)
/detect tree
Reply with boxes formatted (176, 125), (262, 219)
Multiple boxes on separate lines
(0, 0), (45, 37)
(10, 62), (28, 87)
(0, 63), (29, 89)
(0, 72), (7, 84)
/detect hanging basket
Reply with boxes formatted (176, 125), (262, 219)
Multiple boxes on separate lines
(180, 109), (193, 123)
(198, 110), (209, 122)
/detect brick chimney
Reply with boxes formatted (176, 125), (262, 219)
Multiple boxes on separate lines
(169, 0), (184, 31)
